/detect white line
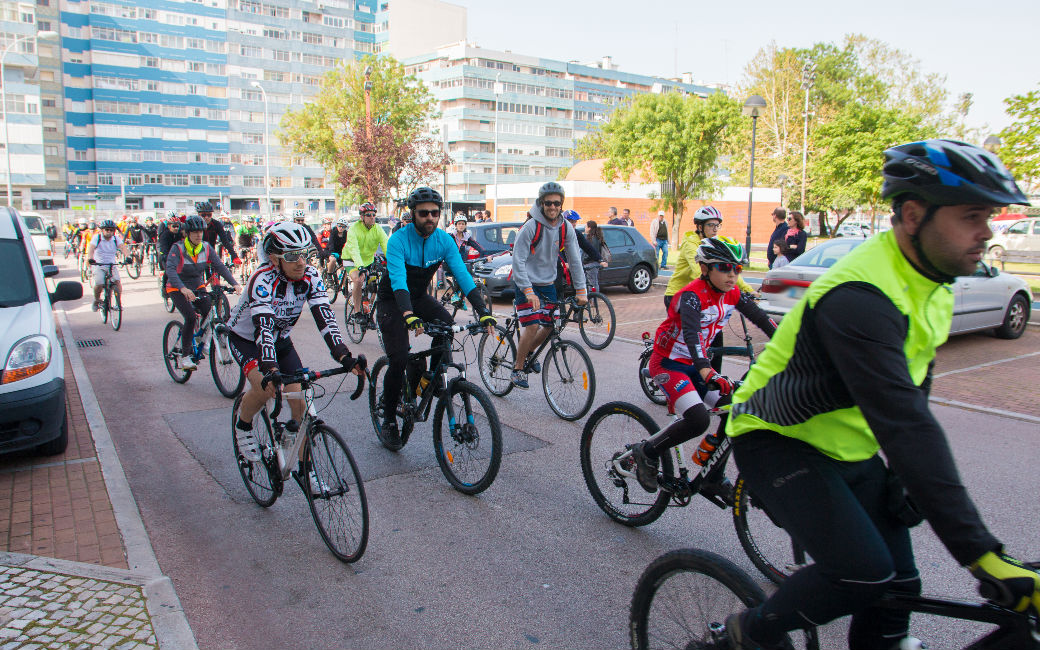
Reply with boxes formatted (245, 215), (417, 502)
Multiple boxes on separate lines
(933, 350), (1040, 378)
(615, 317), (665, 327)
(928, 397), (1040, 424)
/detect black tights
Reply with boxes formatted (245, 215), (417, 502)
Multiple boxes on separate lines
(376, 293), (453, 416)
(169, 291), (212, 352)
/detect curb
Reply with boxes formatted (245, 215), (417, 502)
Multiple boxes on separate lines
(55, 310), (199, 650)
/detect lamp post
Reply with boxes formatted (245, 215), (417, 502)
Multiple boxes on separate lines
(777, 173), (789, 208)
(363, 65), (373, 142)
(742, 94), (767, 261)
(800, 61), (816, 213)
(2, 31), (58, 209)
(983, 135), (1001, 153)
(492, 73), (502, 222)
(250, 81), (272, 219)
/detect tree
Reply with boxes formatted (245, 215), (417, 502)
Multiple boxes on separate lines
(336, 122), (451, 205)
(999, 85), (1040, 194)
(598, 90), (742, 234)
(279, 55), (435, 200)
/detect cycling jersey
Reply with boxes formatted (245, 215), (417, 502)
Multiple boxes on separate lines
(80, 228), (99, 251)
(165, 240), (236, 292)
(125, 224), (146, 244)
(379, 224), (485, 315)
(235, 224), (259, 248)
(451, 229), (484, 256)
(665, 231), (753, 297)
(343, 221), (387, 267)
(142, 224), (158, 243)
(227, 264), (346, 373)
(326, 227), (348, 260)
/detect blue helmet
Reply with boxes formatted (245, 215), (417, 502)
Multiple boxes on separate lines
(562, 209), (580, 221)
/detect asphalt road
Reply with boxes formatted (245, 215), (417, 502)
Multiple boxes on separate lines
(56, 259), (1040, 650)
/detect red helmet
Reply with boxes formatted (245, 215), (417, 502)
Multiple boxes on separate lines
(360, 202), (376, 214)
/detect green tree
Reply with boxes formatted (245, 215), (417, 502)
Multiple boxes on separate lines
(598, 90), (742, 234)
(279, 55), (434, 200)
(999, 85), (1040, 194)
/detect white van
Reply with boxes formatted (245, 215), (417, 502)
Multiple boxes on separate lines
(988, 216), (1040, 261)
(0, 207), (82, 455)
(19, 211), (55, 266)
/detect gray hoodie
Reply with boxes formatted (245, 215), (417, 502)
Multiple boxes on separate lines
(510, 205), (587, 292)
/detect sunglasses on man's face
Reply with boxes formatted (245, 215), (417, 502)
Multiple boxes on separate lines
(415, 209), (440, 219)
(711, 262), (743, 274)
(280, 248), (312, 263)
(102, 228), (116, 233)
(362, 211), (376, 218)
(542, 200), (562, 208)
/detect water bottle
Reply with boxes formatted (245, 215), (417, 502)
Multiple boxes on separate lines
(416, 372), (433, 397)
(693, 434), (720, 466)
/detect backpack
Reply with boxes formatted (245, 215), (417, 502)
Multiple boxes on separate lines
(656, 220), (668, 241)
(529, 219), (573, 288)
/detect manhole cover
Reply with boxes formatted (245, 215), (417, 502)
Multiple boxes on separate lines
(75, 339), (105, 348)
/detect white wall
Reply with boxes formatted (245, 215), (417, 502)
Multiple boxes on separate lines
(386, 0), (467, 61)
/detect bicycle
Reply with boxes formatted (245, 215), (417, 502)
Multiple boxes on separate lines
(368, 321), (503, 495)
(637, 333), (667, 405)
(558, 290), (615, 351)
(437, 258), (493, 320)
(344, 259), (386, 345)
(145, 242), (159, 276)
(629, 548), (1040, 650)
(232, 362), (370, 563)
(90, 261), (123, 331)
(162, 285), (244, 397)
(475, 296), (596, 421)
(124, 243), (143, 279)
(79, 250), (93, 284)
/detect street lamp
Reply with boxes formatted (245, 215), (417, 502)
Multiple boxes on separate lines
(983, 135), (1001, 153)
(250, 81), (272, 219)
(742, 94), (767, 261)
(2, 30), (58, 209)
(492, 73), (502, 222)
(800, 62), (816, 213)
(363, 65), (373, 142)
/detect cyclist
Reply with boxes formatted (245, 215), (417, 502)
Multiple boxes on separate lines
(629, 236), (776, 493)
(196, 201), (239, 268)
(291, 209), (322, 253)
(142, 216), (158, 244)
(86, 219), (131, 312)
(324, 216), (351, 278)
(561, 209), (607, 293)
(80, 219), (99, 256)
(509, 181), (587, 389)
(344, 203), (388, 321)
(124, 215), (146, 264)
(165, 216), (242, 370)
(235, 215), (261, 262)
(437, 213), (486, 292)
(724, 139), (1040, 650)
(317, 216), (333, 255)
(226, 222), (360, 459)
(376, 187), (496, 442)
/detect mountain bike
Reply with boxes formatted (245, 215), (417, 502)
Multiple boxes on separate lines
(438, 258), (493, 320)
(629, 548), (1040, 650)
(475, 296), (596, 421)
(560, 290), (615, 350)
(232, 362), (370, 563)
(90, 261), (123, 331)
(344, 258), (385, 345)
(162, 286), (244, 397)
(368, 321), (503, 495)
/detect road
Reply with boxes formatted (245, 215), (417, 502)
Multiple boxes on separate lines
(56, 258), (1040, 649)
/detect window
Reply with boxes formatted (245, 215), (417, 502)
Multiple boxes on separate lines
(142, 56), (159, 68)
(44, 145), (57, 156)
(190, 175), (207, 185)
(1007, 221), (1029, 235)
(209, 175), (229, 186)
(41, 98), (55, 108)
(97, 173), (113, 185)
(152, 201), (164, 209)
(242, 175), (265, 188)
(240, 44), (262, 58)
(210, 154), (229, 165)
(271, 50), (289, 62)
(165, 152), (188, 163)
(73, 150), (88, 161)
(127, 174), (143, 185)
(144, 174), (163, 184)
(303, 177), (325, 188)
(301, 32), (322, 45)
(240, 89), (262, 101)
(243, 133), (264, 144)
(208, 109), (227, 120)
(166, 174), (189, 186)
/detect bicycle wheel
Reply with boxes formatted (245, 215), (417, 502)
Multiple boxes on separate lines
(162, 321), (191, 383)
(109, 289), (122, 331)
(160, 276), (175, 313)
(210, 330), (245, 398)
(476, 325), (516, 397)
(579, 293), (616, 350)
(326, 270), (340, 304)
(343, 295), (366, 344)
(638, 350), (668, 406)
(148, 251), (156, 276)
(733, 475), (811, 585)
(433, 380), (503, 495)
(126, 260), (140, 279)
(303, 424), (369, 563)
(100, 286), (110, 324)
(630, 548), (775, 650)
(580, 401), (673, 526)
(214, 290), (231, 322)
(542, 339), (595, 421)
(367, 356), (413, 451)
(231, 395), (279, 507)
(439, 285), (460, 320)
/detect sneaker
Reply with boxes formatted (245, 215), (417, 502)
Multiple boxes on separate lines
(381, 416), (401, 445)
(236, 428), (261, 463)
(510, 369), (529, 389)
(308, 470), (331, 497)
(524, 356), (541, 374)
(177, 355), (197, 370)
(700, 478), (736, 506)
(726, 611), (794, 650)
(91, 300), (100, 312)
(630, 441), (660, 492)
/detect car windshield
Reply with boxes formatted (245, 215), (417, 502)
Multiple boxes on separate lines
(0, 240), (38, 307)
(22, 215), (47, 235)
(794, 239), (865, 268)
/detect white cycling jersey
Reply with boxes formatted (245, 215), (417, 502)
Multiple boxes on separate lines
(228, 263), (331, 342)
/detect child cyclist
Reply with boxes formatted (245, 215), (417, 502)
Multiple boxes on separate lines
(630, 236), (777, 493)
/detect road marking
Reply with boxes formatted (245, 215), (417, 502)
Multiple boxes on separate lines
(932, 350), (1040, 378)
(615, 317), (666, 327)
(929, 397), (1040, 424)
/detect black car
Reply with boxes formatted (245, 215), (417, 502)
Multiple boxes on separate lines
(471, 224), (658, 297)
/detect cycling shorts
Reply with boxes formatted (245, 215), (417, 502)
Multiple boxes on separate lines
(647, 353), (720, 414)
(513, 283), (558, 327)
(93, 264), (120, 287)
(227, 332), (303, 377)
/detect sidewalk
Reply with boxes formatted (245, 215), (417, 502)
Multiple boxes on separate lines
(0, 314), (196, 649)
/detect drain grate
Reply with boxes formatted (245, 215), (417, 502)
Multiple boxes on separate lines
(75, 339), (105, 348)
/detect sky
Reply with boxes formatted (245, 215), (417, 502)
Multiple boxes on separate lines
(459, 0), (1038, 135)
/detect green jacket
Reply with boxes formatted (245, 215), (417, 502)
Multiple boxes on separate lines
(343, 221), (387, 267)
(665, 230), (753, 296)
(726, 230), (954, 461)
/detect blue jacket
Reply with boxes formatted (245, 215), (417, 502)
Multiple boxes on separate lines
(378, 225), (477, 313)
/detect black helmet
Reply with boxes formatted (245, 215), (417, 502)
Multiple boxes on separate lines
(406, 187), (443, 210)
(537, 181), (565, 204)
(882, 139), (1029, 207)
(184, 216), (206, 232)
(195, 201), (214, 214)
(99, 219), (117, 229)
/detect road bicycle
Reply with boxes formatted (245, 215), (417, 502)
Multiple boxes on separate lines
(90, 261), (123, 331)
(368, 321), (503, 495)
(162, 286), (244, 397)
(437, 258), (494, 320)
(232, 363), (370, 563)
(344, 259), (386, 345)
(322, 257), (347, 304)
(475, 296), (596, 421)
(238, 245), (258, 284)
(628, 548), (1040, 650)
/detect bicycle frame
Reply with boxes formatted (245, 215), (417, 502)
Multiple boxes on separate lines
(399, 324), (472, 424)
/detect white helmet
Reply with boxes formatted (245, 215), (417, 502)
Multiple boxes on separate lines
(263, 222), (313, 255)
(291, 209), (306, 220)
(335, 216), (351, 227)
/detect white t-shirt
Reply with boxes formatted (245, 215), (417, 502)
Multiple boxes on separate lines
(91, 233), (123, 264)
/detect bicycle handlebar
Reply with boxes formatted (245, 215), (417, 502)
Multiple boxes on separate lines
(422, 321), (485, 337)
(269, 355), (369, 420)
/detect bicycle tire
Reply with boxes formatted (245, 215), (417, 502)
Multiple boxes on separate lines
(579, 292), (616, 350)
(231, 395), (279, 507)
(733, 474), (810, 585)
(344, 295), (366, 344)
(162, 321), (191, 383)
(213, 290), (231, 322)
(580, 401), (673, 526)
(210, 333), (245, 398)
(542, 339), (595, 421)
(303, 424), (369, 563)
(637, 349), (668, 406)
(110, 289), (122, 331)
(160, 276), (175, 313)
(326, 270), (340, 304)
(433, 380), (503, 495)
(101, 286), (110, 324)
(126, 260), (140, 280)
(630, 548), (774, 650)
(439, 285), (460, 320)
(476, 325), (516, 397)
(367, 356), (413, 451)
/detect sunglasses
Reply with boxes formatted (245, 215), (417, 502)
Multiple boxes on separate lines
(361, 211), (376, 217)
(711, 262), (743, 274)
(102, 228), (116, 233)
(542, 200), (562, 208)
(415, 209), (440, 218)
(279, 248), (313, 262)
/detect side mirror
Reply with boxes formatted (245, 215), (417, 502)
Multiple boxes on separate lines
(42, 264), (59, 278)
(989, 265), (1000, 278)
(49, 281), (83, 305)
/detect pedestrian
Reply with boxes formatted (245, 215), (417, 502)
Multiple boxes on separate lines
(606, 206), (624, 225)
(784, 211), (808, 260)
(766, 207), (789, 267)
(622, 208), (634, 227)
(650, 210), (670, 268)
(770, 239), (792, 269)
(582, 219), (610, 292)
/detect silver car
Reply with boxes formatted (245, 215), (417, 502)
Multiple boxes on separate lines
(761, 238), (1033, 339)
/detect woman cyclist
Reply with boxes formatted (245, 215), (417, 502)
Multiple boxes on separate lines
(629, 236), (776, 494)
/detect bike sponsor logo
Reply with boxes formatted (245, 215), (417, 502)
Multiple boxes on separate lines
(673, 379), (689, 392)
(256, 284), (269, 298)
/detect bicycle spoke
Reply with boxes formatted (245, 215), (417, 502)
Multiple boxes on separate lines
(305, 425), (369, 563)
(433, 381), (502, 495)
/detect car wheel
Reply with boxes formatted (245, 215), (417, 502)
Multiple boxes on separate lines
(994, 294), (1029, 340)
(987, 245), (1006, 262)
(627, 264), (653, 294)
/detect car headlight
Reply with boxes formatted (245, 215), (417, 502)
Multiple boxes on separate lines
(493, 265), (512, 277)
(2, 335), (52, 384)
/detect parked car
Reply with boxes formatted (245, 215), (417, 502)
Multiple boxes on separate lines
(987, 216), (1040, 262)
(759, 237), (1033, 339)
(19, 211), (55, 265)
(0, 207), (83, 456)
(464, 221), (524, 259)
(471, 224), (658, 297)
